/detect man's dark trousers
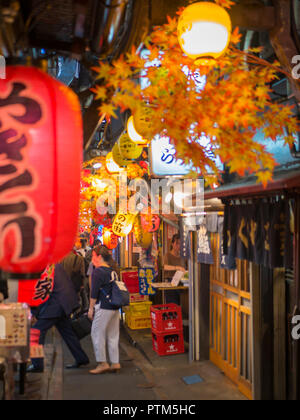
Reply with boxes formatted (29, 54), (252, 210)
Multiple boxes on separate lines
(32, 315), (89, 371)
(31, 263), (89, 371)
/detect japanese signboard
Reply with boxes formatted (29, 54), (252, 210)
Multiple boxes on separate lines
(138, 268), (156, 296)
(150, 136), (193, 177)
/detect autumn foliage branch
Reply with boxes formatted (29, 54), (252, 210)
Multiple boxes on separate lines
(92, 1), (298, 187)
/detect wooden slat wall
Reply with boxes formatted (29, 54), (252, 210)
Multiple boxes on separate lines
(210, 233), (253, 400)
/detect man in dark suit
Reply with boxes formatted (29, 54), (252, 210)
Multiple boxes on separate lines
(27, 263), (89, 373)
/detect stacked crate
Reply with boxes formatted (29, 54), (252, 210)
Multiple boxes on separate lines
(124, 301), (152, 330)
(151, 304), (185, 356)
(121, 270), (149, 304)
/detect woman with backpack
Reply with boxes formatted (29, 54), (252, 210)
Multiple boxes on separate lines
(88, 245), (121, 375)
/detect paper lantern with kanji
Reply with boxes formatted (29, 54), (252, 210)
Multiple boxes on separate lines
(112, 143), (132, 167)
(0, 66), (83, 277)
(118, 132), (143, 160)
(133, 104), (154, 140)
(112, 212), (137, 237)
(134, 215), (153, 249)
(102, 227), (119, 250)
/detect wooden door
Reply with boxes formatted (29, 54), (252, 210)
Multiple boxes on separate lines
(209, 233), (253, 400)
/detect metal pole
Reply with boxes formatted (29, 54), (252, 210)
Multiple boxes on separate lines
(188, 231), (195, 363)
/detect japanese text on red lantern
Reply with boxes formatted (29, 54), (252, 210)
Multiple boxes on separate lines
(0, 82), (42, 262)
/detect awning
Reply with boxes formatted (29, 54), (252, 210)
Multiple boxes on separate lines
(205, 166), (300, 200)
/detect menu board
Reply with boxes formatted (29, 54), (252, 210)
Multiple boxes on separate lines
(0, 303), (29, 347)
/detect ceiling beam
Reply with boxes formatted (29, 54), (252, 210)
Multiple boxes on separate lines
(268, 0), (300, 103)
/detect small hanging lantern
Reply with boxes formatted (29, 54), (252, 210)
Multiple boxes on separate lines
(134, 215), (153, 249)
(105, 152), (123, 174)
(112, 212), (137, 237)
(127, 116), (149, 146)
(118, 132), (143, 160)
(177, 2), (232, 65)
(141, 214), (161, 233)
(102, 227), (119, 250)
(133, 104), (154, 140)
(112, 143), (132, 167)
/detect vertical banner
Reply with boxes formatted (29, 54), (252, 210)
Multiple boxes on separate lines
(197, 225), (214, 265)
(138, 268), (156, 296)
(180, 218), (191, 259)
(219, 217), (236, 270)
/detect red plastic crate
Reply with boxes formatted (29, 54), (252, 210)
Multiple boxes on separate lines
(152, 329), (185, 356)
(121, 271), (139, 294)
(151, 304), (183, 333)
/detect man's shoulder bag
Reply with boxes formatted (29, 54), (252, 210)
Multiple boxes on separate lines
(70, 312), (92, 340)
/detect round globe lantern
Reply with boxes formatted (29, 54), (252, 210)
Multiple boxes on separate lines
(178, 2), (232, 64)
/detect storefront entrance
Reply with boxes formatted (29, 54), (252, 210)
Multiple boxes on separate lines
(209, 233), (253, 400)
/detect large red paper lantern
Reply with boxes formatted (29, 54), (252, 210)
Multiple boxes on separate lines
(0, 66), (82, 277)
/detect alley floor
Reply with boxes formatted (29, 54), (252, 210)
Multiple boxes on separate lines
(61, 327), (248, 401)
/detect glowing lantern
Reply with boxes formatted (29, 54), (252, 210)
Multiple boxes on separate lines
(105, 152), (123, 174)
(112, 143), (132, 167)
(112, 212), (137, 237)
(133, 105), (154, 140)
(127, 116), (149, 146)
(177, 2), (232, 65)
(118, 132), (143, 160)
(0, 66), (82, 277)
(134, 216), (153, 249)
(141, 214), (161, 233)
(102, 227), (119, 250)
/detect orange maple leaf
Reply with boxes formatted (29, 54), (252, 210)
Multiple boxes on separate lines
(231, 27), (242, 45)
(98, 103), (117, 119)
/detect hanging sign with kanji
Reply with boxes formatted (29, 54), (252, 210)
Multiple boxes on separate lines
(138, 268), (156, 296)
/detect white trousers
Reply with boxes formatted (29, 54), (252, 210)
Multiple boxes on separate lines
(91, 305), (120, 364)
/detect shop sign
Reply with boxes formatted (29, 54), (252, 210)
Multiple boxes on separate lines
(138, 268), (156, 295)
(150, 136), (193, 177)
